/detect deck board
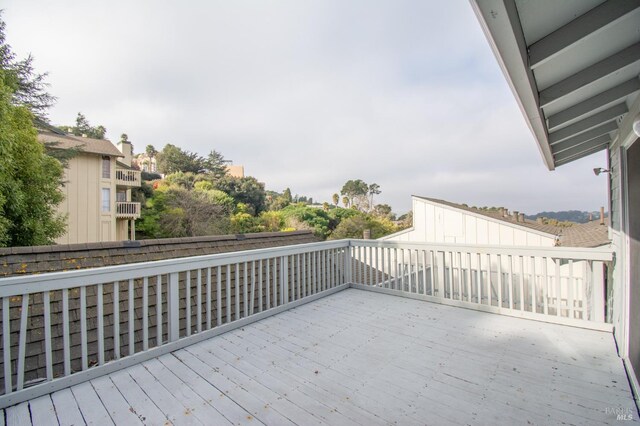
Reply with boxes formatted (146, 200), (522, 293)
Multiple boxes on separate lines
(3, 289), (638, 425)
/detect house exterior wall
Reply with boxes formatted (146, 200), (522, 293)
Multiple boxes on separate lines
(606, 95), (640, 393)
(382, 197), (556, 247)
(56, 153), (117, 245)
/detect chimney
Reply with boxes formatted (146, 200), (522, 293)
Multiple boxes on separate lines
(504, 209), (509, 218)
(513, 211), (519, 222)
(536, 217), (544, 224)
(363, 229), (371, 240)
(499, 208), (506, 217)
(600, 207), (605, 225)
(589, 212), (593, 221)
(519, 213), (525, 223)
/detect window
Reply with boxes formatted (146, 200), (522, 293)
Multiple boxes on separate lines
(116, 190), (127, 202)
(101, 188), (111, 212)
(102, 156), (111, 178)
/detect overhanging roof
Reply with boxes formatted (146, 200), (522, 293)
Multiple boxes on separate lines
(471, 0), (640, 170)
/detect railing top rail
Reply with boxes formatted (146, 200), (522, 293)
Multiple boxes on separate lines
(0, 239), (349, 296)
(349, 239), (614, 261)
(0, 237), (613, 296)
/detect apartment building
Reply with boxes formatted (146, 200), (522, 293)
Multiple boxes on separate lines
(38, 130), (141, 244)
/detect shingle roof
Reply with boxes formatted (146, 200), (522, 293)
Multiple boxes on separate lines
(557, 219), (610, 248)
(38, 131), (123, 158)
(413, 196), (610, 248)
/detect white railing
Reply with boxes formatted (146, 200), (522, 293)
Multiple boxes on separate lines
(116, 201), (141, 219)
(0, 239), (612, 408)
(348, 240), (612, 327)
(115, 169), (141, 187)
(0, 240), (349, 407)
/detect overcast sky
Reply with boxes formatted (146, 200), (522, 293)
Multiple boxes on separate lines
(4, 1), (608, 215)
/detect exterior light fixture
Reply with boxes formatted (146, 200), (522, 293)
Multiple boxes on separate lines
(593, 167), (610, 176)
(633, 113), (640, 138)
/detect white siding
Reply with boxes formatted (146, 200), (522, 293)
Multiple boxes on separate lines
(383, 197), (556, 247)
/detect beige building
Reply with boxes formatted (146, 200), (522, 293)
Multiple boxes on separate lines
(226, 164), (244, 178)
(38, 131), (141, 244)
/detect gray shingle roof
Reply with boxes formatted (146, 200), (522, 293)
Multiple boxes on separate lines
(38, 131), (124, 158)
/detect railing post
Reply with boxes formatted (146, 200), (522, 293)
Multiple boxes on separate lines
(281, 256), (288, 304)
(592, 261), (606, 322)
(168, 272), (180, 342)
(344, 242), (352, 284)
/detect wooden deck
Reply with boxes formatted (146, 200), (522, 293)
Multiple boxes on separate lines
(2, 289), (637, 425)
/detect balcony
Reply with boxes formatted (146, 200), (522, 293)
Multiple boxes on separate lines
(115, 169), (141, 187)
(0, 240), (636, 424)
(115, 201), (141, 219)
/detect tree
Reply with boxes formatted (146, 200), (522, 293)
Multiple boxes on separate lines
(0, 69), (66, 246)
(145, 144), (157, 158)
(342, 196), (350, 208)
(330, 214), (396, 240)
(368, 183), (381, 211)
(58, 112), (107, 139)
(0, 13), (55, 119)
(214, 176), (267, 215)
(156, 143), (204, 174)
(340, 179), (370, 211)
(372, 203), (393, 219)
(120, 133), (130, 144)
(332, 193), (339, 206)
(203, 149), (229, 179)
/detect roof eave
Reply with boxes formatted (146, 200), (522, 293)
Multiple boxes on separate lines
(470, 0), (555, 170)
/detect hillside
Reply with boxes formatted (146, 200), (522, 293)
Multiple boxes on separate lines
(525, 210), (606, 224)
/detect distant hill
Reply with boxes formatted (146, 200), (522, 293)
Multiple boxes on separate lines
(525, 210), (606, 224)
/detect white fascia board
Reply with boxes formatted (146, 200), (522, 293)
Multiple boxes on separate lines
(470, 0), (555, 170)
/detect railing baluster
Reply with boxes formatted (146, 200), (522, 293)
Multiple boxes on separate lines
(114, 281), (120, 358)
(16, 294), (29, 390)
(167, 273), (179, 342)
(216, 266), (222, 324)
(243, 263), (248, 318)
(43, 291), (52, 381)
(128, 279), (135, 355)
(2, 297), (10, 394)
(508, 256), (514, 310)
(235, 263), (241, 320)
(185, 271), (191, 336)
(196, 269), (202, 332)
(519, 256), (525, 311)
(143, 277), (149, 350)
(303, 252), (308, 296)
(283, 257), (289, 304)
(206, 268), (212, 329)
(568, 260), (574, 319)
(226, 265), (232, 321)
(457, 252), (463, 301)
(80, 287), (88, 370)
(542, 259), (549, 315)
(363, 246), (368, 286)
(265, 259), (271, 309)
(497, 254), (503, 308)
(449, 252), (454, 299)
(429, 250), (435, 295)
(486, 253), (491, 306)
(476, 254), (482, 304)
(250, 261), (256, 315)
(466, 253), (472, 302)
(62, 288), (71, 375)
(530, 257), (537, 314)
(156, 275), (162, 346)
(272, 257), (278, 307)
(258, 260), (264, 312)
(296, 254), (301, 299)
(97, 284), (105, 365)
(555, 258), (562, 316)
(312, 252), (317, 294)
